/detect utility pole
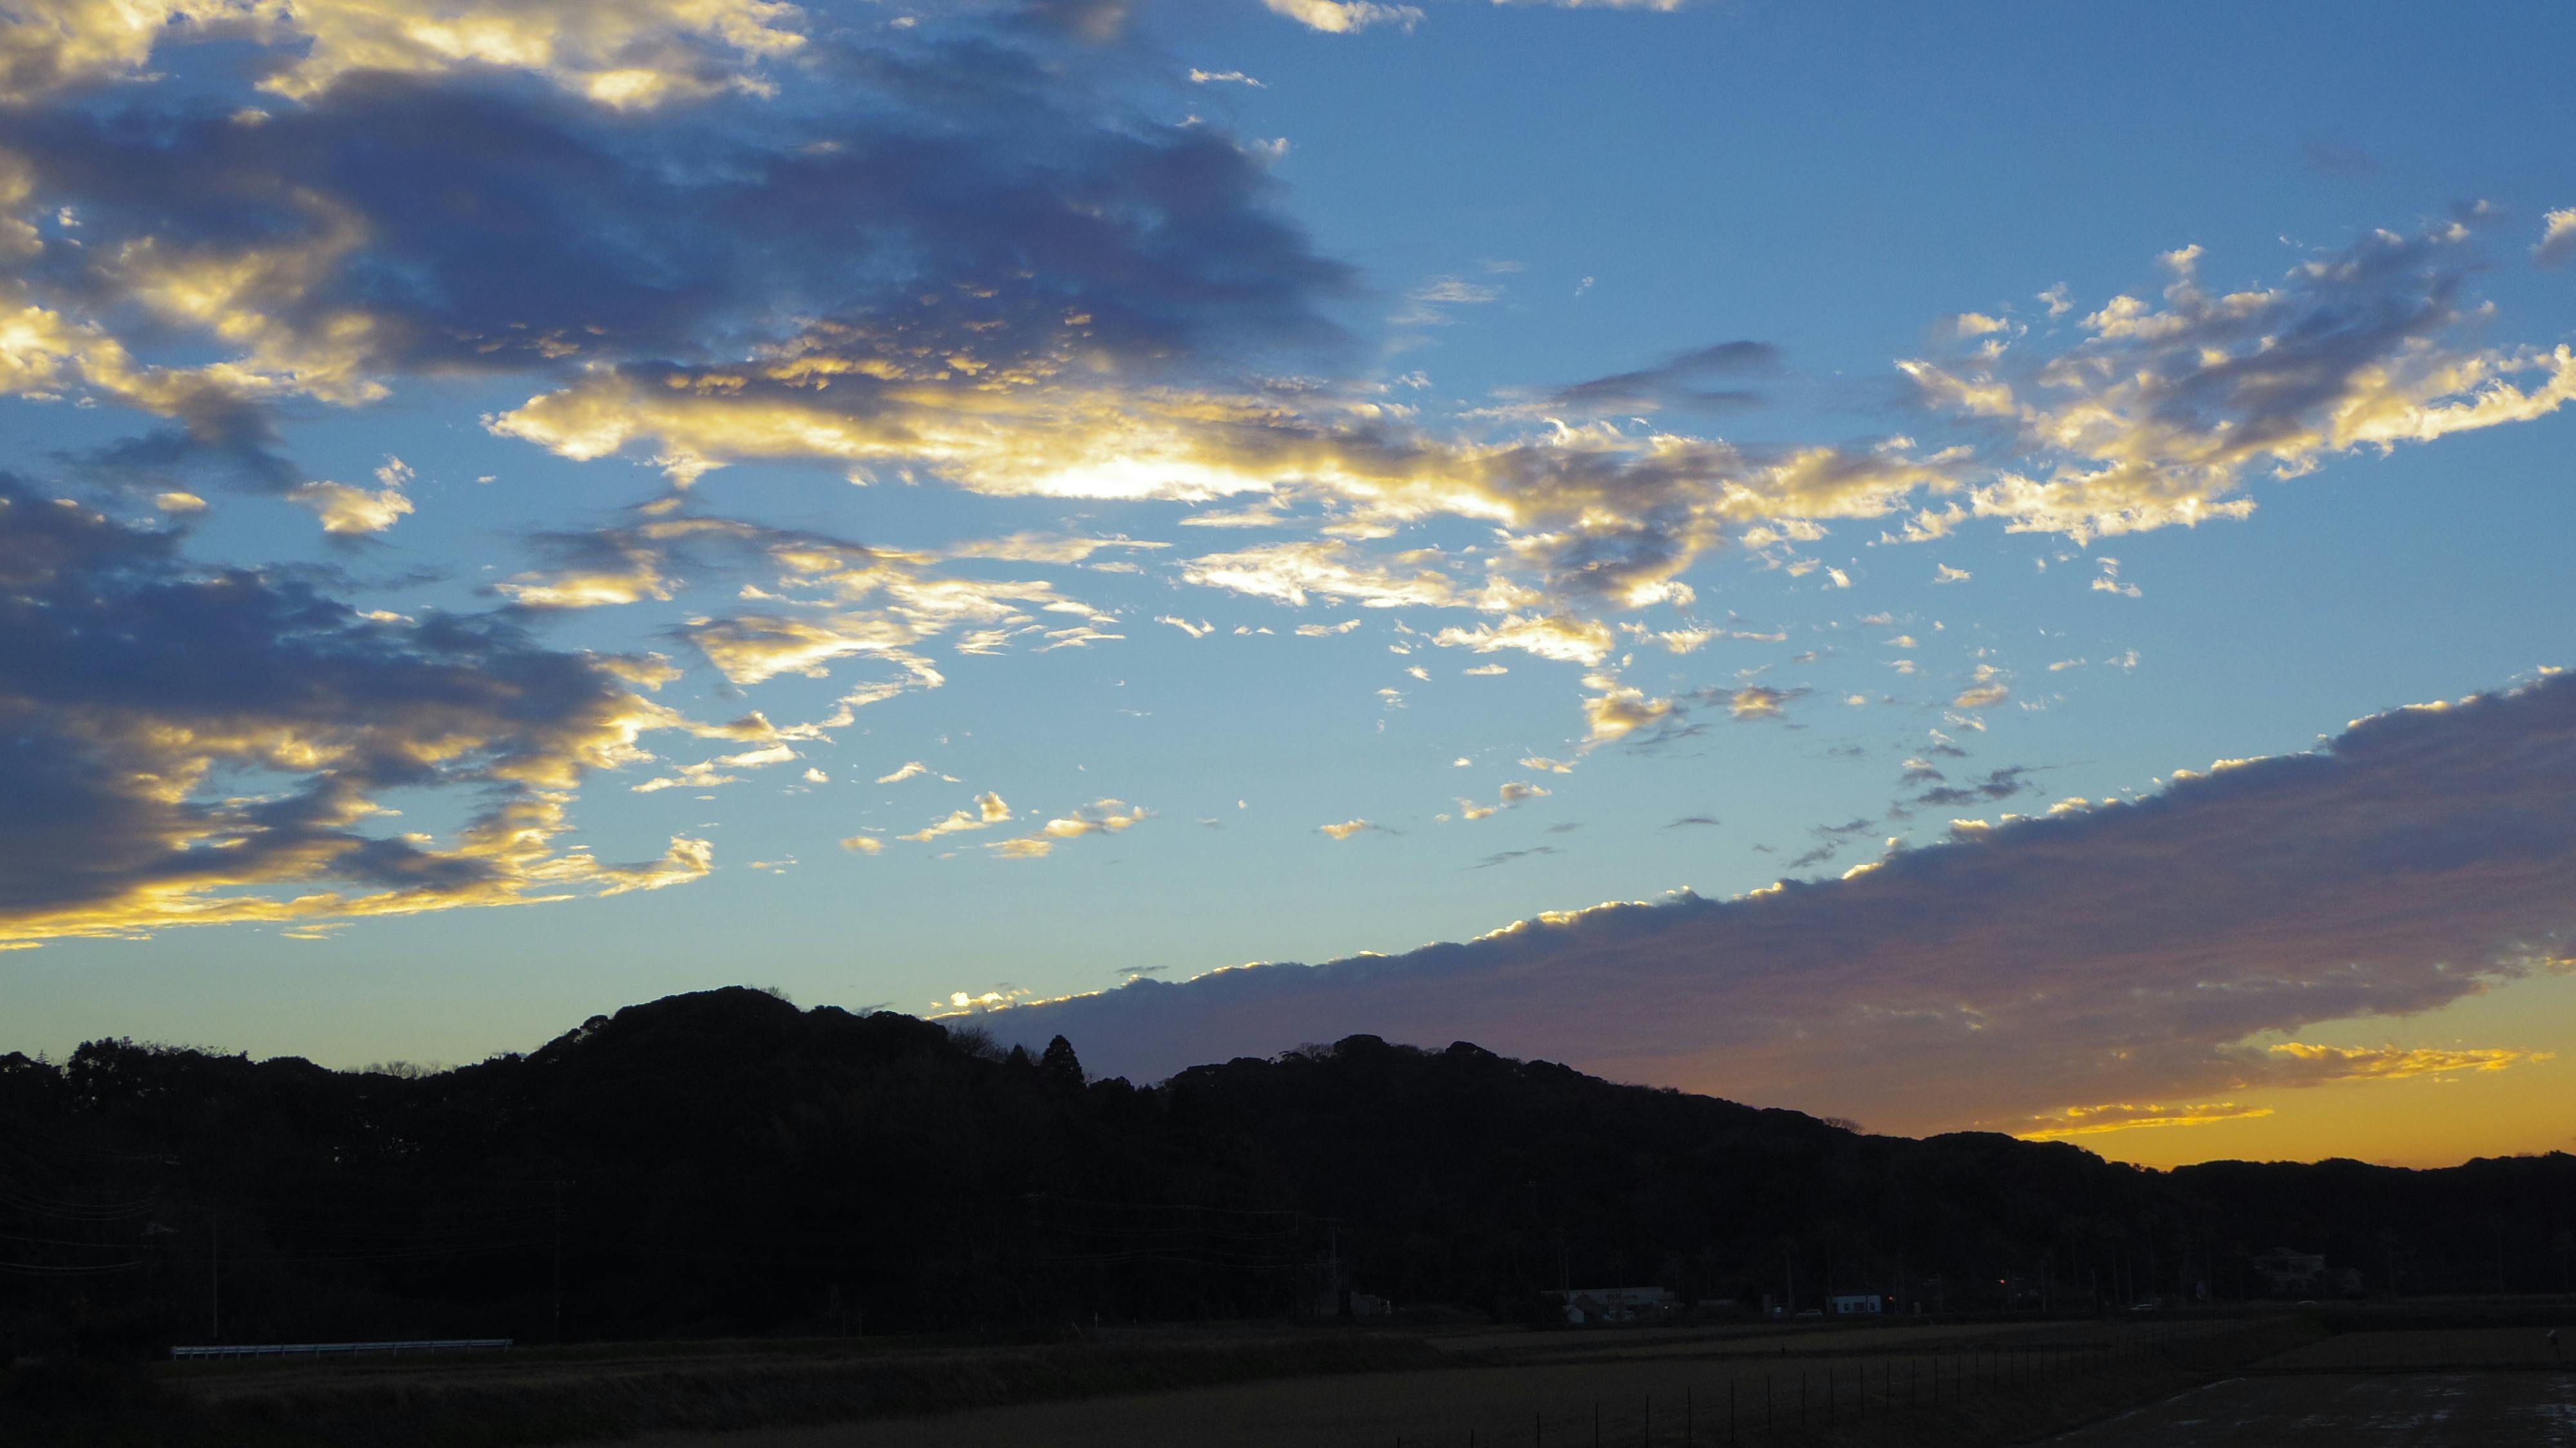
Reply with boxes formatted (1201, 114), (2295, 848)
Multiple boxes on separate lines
(1326, 1222), (1341, 1315)
(209, 1214), (220, 1342)
(551, 1181), (565, 1345)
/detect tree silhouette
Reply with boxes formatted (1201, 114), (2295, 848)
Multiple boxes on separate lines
(2, 988), (2570, 1363)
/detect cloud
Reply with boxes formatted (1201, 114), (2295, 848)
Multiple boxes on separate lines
(2262, 1042), (2549, 1082)
(288, 457), (416, 535)
(1039, 799), (1148, 837)
(0, 475), (711, 948)
(1319, 818), (1377, 840)
(0, 0), (807, 108)
(1537, 339), (1779, 416)
(898, 791), (1012, 843)
(2004, 1044), (2549, 1138)
(1580, 672), (1677, 742)
(629, 741), (797, 794)
(1260, 0), (1423, 33)
(989, 799), (1149, 857)
(27, 10), (2576, 764)
(1183, 540), (1461, 609)
(985, 669), (2576, 1135)
(1725, 684), (1806, 720)
(679, 613), (942, 689)
(1456, 781), (1548, 821)
(876, 761), (931, 784)
(2, 37), (1358, 505)
(491, 510), (1132, 734)
(1189, 69), (1265, 87)
(484, 230), (2576, 755)
(2090, 556), (2142, 597)
(1019, 0), (1135, 43)
(2012, 1101), (2275, 1141)
(1393, 274), (1506, 325)
(1912, 765), (2030, 807)
(1433, 614), (1615, 666)
(1906, 226), (2576, 542)
(1037, 624), (1123, 651)
(2537, 209), (2576, 268)
(943, 532), (1169, 565)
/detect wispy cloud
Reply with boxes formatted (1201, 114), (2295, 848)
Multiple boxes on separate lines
(990, 799), (1151, 858)
(1527, 339), (1778, 417)
(1457, 780), (1549, 821)
(899, 792), (1012, 843)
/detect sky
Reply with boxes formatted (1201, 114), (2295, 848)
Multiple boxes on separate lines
(3, 0), (2573, 1170)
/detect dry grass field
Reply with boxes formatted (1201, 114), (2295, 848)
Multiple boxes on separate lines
(2259, 1326), (2570, 1372)
(8, 1314), (2324, 1448)
(609, 1319), (2270, 1448)
(2043, 1372), (2576, 1446)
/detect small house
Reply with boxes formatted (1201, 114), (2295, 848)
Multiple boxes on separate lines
(1555, 1286), (1676, 1324)
(2249, 1248), (2327, 1297)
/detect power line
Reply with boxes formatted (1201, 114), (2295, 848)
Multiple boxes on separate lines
(0, 1230), (160, 1250)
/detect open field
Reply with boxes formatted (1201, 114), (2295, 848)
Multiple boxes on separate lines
(627, 1343), (2202, 1448)
(2261, 1327), (2571, 1372)
(2045, 1373), (2576, 1446)
(0, 1313), (2347, 1447)
(600, 1319), (2307, 1448)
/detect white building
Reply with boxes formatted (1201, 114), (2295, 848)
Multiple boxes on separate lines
(1556, 1286), (1676, 1324)
(1828, 1293), (1886, 1315)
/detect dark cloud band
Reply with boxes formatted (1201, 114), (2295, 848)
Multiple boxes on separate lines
(987, 671), (2576, 1134)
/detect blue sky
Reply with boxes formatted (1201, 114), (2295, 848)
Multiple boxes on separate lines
(4, 0), (2574, 1165)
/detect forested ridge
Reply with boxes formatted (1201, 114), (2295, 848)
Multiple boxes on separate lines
(4, 987), (2570, 1359)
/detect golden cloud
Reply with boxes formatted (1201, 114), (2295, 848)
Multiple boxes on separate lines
(2266, 1042), (2553, 1081)
(0, 0), (806, 108)
(2011, 1101), (2276, 1140)
(0, 484), (723, 948)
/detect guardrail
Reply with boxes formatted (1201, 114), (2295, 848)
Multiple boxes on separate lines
(171, 1338), (513, 1360)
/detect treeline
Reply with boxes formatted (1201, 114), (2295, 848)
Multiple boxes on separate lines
(2, 987), (2570, 1358)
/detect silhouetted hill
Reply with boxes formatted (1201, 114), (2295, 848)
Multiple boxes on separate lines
(2, 988), (2570, 1359)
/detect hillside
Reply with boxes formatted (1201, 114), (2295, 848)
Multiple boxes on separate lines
(3, 987), (2569, 1359)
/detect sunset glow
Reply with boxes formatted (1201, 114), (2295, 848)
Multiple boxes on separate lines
(6, 0), (2575, 1172)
